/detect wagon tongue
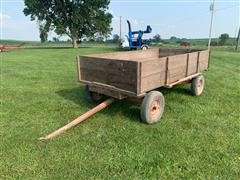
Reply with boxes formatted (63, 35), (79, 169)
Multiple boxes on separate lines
(38, 98), (114, 140)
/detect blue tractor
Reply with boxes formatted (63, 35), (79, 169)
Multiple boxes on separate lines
(121, 20), (152, 50)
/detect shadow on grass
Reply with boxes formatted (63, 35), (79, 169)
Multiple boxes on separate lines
(56, 86), (91, 107)
(117, 101), (141, 123)
(56, 86), (141, 123)
(160, 85), (191, 96)
(56, 84), (193, 124)
(56, 84), (193, 125)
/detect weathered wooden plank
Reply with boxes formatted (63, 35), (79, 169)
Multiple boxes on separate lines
(199, 62), (209, 71)
(89, 85), (127, 100)
(165, 57), (169, 84)
(79, 56), (137, 71)
(88, 48), (159, 61)
(76, 56), (81, 81)
(137, 62), (142, 95)
(166, 73), (200, 87)
(199, 50), (209, 63)
(80, 68), (136, 92)
(196, 52), (200, 73)
(141, 57), (167, 77)
(167, 54), (188, 83)
(187, 52), (198, 75)
(188, 65), (198, 75)
(141, 71), (166, 92)
(168, 54), (188, 68)
(88, 81), (146, 98)
(140, 57), (167, 93)
(79, 56), (138, 93)
(159, 49), (200, 57)
(198, 50), (210, 71)
(168, 68), (187, 83)
(186, 54), (189, 76)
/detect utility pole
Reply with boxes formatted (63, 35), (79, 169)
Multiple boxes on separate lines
(208, 0), (215, 49)
(120, 16), (122, 41)
(235, 27), (240, 51)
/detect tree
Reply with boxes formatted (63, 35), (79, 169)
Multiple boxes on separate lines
(170, 36), (177, 40)
(112, 34), (120, 43)
(219, 33), (229, 45)
(39, 25), (48, 43)
(39, 29), (48, 43)
(210, 41), (218, 46)
(23, 0), (112, 48)
(38, 21), (51, 43)
(152, 34), (161, 43)
(52, 37), (59, 42)
(95, 35), (104, 43)
(236, 28), (240, 50)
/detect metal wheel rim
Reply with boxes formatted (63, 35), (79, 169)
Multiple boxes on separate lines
(197, 79), (204, 92)
(149, 100), (161, 120)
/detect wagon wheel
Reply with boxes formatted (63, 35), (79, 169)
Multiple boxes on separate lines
(140, 91), (165, 124)
(141, 45), (148, 50)
(85, 85), (106, 103)
(191, 75), (205, 96)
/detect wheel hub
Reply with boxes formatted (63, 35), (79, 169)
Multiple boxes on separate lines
(150, 100), (160, 119)
(197, 79), (203, 91)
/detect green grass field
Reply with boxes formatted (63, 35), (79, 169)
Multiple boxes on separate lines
(1, 46), (240, 179)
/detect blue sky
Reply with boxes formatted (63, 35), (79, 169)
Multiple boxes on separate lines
(1, 0), (239, 41)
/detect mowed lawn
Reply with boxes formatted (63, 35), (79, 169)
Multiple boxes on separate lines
(1, 46), (240, 179)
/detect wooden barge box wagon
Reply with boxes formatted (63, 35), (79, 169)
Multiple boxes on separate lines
(76, 48), (210, 124)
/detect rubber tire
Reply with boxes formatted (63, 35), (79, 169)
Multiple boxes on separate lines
(191, 75), (205, 96)
(140, 91), (165, 124)
(141, 45), (148, 50)
(85, 85), (106, 103)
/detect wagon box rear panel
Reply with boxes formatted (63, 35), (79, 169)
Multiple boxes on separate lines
(77, 56), (139, 93)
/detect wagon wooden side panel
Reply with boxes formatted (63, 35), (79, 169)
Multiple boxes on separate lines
(198, 50), (210, 71)
(77, 56), (139, 93)
(140, 57), (167, 93)
(187, 52), (198, 75)
(167, 54), (188, 83)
